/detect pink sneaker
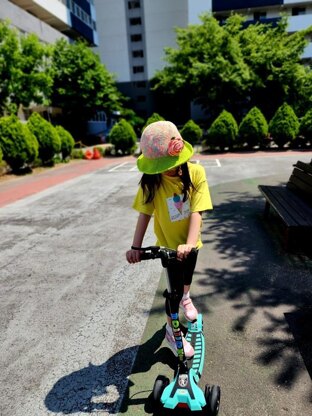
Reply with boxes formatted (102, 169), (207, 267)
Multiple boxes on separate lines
(165, 330), (194, 359)
(180, 297), (198, 322)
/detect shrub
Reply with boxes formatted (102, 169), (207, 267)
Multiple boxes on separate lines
(0, 143), (3, 164)
(0, 115), (39, 172)
(238, 107), (268, 148)
(27, 112), (61, 165)
(55, 125), (75, 160)
(269, 103), (299, 149)
(180, 120), (203, 145)
(206, 110), (238, 151)
(142, 113), (165, 131)
(108, 119), (137, 155)
(299, 108), (312, 143)
(71, 148), (84, 159)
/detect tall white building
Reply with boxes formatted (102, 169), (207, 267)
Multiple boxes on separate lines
(1, 0), (98, 45)
(94, 0), (211, 118)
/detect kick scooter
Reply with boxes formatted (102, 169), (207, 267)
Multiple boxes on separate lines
(139, 245), (221, 415)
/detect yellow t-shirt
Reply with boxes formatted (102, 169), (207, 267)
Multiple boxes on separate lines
(132, 162), (213, 249)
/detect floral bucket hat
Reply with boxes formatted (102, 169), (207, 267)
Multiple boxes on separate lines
(137, 121), (194, 174)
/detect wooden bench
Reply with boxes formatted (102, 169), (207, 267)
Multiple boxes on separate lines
(258, 160), (312, 251)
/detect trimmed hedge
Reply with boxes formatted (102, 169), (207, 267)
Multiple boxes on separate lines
(108, 118), (137, 155)
(206, 110), (238, 151)
(142, 113), (165, 131)
(238, 107), (268, 148)
(0, 115), (38, 171)
(55, 125), (75, 160)
(299, 108), (312, 142)
(269, 103), (299, 148)
(180, 119), (203, 145)
(27, 112), (61, 164)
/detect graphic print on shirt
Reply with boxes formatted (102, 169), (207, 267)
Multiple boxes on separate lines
(167, 193), (190, 222)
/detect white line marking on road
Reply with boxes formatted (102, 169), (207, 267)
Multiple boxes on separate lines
(108, 162), (129, 172)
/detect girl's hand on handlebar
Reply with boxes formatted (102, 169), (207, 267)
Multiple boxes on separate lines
(126, 248), (141, 263)
(176, 244), (196, 261)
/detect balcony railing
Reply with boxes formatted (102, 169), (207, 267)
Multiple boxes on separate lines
(212, 0), (283, 12)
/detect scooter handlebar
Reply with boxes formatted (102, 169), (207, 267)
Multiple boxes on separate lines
(131, 245), (177, 261)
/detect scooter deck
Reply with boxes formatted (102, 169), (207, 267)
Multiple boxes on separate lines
(185, 313), (205, 384)
(161, 313), (206, 411)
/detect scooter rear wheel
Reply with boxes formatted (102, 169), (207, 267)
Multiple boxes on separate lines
(153, 375), (169, 404)
(205, 384), (221, 416)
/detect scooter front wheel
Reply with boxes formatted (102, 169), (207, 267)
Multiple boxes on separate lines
(205, 384), (221, 416)
(152, 375), (169, 404)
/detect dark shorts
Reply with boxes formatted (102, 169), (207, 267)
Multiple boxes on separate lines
(165, 250), (198, 316)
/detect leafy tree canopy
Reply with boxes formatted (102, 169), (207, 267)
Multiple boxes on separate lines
(153, 13), (312, 120)
(50, 39), (125, 121)
(0, 21), (51, 115)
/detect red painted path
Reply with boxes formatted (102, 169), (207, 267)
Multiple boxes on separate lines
(0, 156), (133, 208)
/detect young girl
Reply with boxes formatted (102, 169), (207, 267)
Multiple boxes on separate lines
(126, 120), (213, 358)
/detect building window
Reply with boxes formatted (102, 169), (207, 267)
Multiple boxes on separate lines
(292, 8), (306, 16)
(133, 66), (144, 74)
(129, 17), (142, 26)
(254, 11), (267, 21)
(128, 1), (140, 9)
(131, 34), (142, 42)
(134, 81), (146, 88)
(132, 50), (144, 58)
(137, 95), (146, 102)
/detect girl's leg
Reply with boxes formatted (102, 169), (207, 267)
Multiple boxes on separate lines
(180, 250), (199, 321)
(164, 262), (194, 358)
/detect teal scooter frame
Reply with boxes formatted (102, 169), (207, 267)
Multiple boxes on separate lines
(139, 246), (221, 415)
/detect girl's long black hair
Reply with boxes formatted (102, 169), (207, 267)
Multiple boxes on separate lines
(139, 162), (194, 204)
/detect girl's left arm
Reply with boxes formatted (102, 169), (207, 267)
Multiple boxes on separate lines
(177, 211), (202, 260)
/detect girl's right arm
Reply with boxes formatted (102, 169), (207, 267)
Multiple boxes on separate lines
(126, 212), (151, 263)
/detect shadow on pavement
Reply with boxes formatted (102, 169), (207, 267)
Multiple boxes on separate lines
(45, 326), (170, 414)
(198, 189), (312, 390)
(285, 308), (312, 381)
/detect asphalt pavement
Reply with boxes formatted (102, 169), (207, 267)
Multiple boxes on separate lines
(0, 150), (312, 416)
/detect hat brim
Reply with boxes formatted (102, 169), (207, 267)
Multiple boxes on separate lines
(137, 140), (194, 174)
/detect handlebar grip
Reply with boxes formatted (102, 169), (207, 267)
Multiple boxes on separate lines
(140, 252), (156, 260)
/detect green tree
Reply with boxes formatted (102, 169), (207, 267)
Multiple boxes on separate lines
(27, 112), (61, 165)
(0, 21), (51, 115)
(0, 115), (38, 171)
(108, 119), (137, 155)
(238, 17), (312, 118)
(180, 120), (203, 145)
(0, 21), (19, 114)
(206, 110), (238, 151)
(238, 107), (268, 148)
(152, 14), (312, 120)
(11, 33), (52, 110)
(153, 14), (252, 120)
(50, 39), (125, 139)
(269, 103), (299, 148)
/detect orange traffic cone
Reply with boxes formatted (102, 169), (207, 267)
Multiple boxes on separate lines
(93, 147), (101, 159)
(84, 149), (93, 160)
